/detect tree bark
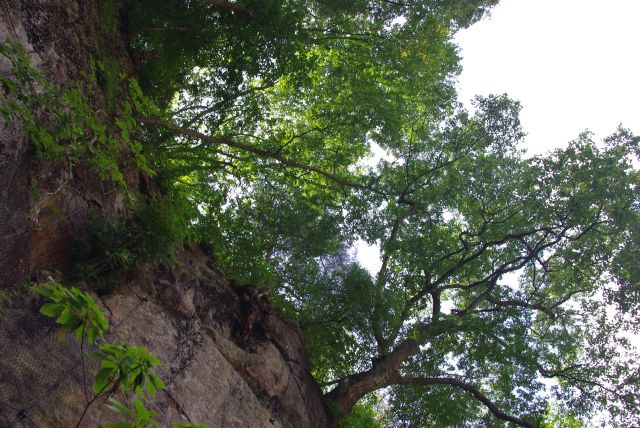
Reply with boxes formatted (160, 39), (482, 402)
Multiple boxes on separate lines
(324, 319), (459, 415)
(324, 365), (391, 416)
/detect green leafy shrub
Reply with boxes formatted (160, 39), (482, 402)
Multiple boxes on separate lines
(0, 37), (151, 185)
(106, 398), (159, 428)
(132, 194), (195, 263)
(172, 422), (211, 428)
(73, 192), (195, 281)
(34, 282), (108, 344)
(35, 282), (209, 428)
(94, 58), (123, 112)
(92, 343), (165, 398)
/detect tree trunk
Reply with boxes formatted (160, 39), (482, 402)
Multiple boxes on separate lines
(325, 339), (421, 416)
(325, 365), (391, 416)
(324, 319), (460, 417)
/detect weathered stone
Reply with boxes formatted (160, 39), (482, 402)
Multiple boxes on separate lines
(0, 251), (330, 427)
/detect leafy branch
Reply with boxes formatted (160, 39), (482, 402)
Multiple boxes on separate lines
(34, 283), (208, 428)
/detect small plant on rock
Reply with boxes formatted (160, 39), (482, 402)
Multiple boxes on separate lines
(34, 282), (208, 428)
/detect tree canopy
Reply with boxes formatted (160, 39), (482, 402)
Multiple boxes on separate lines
(119, 0), (640, 426)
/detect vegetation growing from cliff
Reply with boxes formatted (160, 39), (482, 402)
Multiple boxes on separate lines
(0, 39), (151, 186)
(34, 282), (209, 428)
(3, 0), (640, 426)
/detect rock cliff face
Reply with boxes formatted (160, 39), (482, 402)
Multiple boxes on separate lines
(0, 1), (330, 427)
(1, 249), (330, 427)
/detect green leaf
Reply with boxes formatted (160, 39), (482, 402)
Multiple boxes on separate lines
(149, 374), (166, 391)
(33, 285), (54, 298)
(86, 326), (97, 344)
(107, 398), (132, 418)
(173, 423), (211, 428)
(146, 379), (156, 399)
(93, 366), (115, 394)
(55, 307), (74, 326)
(39, 303), (65, 318)
(132, 399), (147, 417)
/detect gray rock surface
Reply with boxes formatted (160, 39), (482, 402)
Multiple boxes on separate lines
(0, 251), (330, 427)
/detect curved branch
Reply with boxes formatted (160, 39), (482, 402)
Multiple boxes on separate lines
(484, 295), (557, 318)
(395, 375), (535, 428)
(325, 318), (464, 416)
(396, 226), (553, 325)
(137, 116), (385, 195)
(318, 375), (350, 387)
(537, 363), (636, 407)
(130, 27), (193, 37)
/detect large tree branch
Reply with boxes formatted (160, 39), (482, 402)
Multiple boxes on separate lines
(483, 295), (557, 317)
(537, 363), (636, 407)
(325, 318), (464, 415)
(481, 286), (589, 319)
(174, 83), (276, 126)
(131, 27), (193, 37)
(395, 226), (555, 326)
(394, 375), (535, 428)
(388, 221), (578, 345)
(384, 206), (598, 363)
(138, 116), (385, 194)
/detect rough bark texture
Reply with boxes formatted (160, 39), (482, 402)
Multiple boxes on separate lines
(0, 1), (330, 427)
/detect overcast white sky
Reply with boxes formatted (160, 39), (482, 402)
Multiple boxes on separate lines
(454, 0), (640, 155)
(357, 0), (640, 273)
